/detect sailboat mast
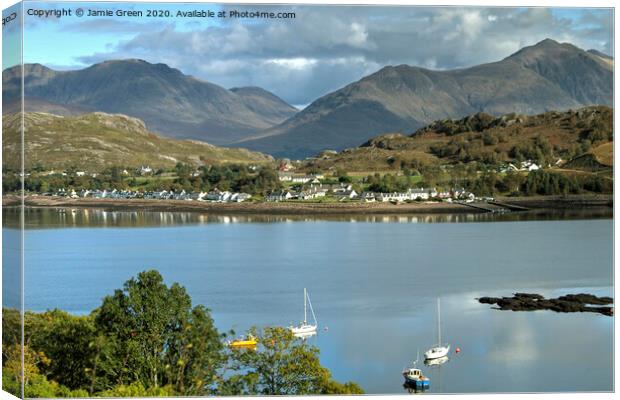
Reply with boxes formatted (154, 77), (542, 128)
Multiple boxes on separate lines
(437, 298), (441, 346)
(304, 288), (307, 324)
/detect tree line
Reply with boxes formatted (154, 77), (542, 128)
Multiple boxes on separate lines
(2, 270), (362, 398)
(3, 163), (282, 196)
(363, 169), (612, 197)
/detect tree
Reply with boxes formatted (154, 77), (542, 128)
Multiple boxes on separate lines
(93, 270), (224, 395)
(226, 327), (363, 395)
(28, 309), (97, 391)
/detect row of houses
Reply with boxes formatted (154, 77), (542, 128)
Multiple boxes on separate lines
(361, 188), (474, 203)
(266, 186), (475, 203)
(266, 182), (359, 202)
(499, 160), (541, 173)
(277, 172), (325, 184)
(56, 188), (252, 202)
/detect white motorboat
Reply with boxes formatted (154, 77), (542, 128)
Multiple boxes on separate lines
(290, 288), (317, 336)
(425, 298), (450, 360)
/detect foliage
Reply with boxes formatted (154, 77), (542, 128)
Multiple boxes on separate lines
(2, 271), (362, 397)
(27, 310), (97, 390)
(95, 382), (174, 397)
(7, 163), (282, 196)
(93, 270), (225, 395)
(366, 173), (418, 193)
(225, 327), (363, 395)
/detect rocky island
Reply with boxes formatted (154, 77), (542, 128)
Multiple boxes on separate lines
(478, 293), (613, 316)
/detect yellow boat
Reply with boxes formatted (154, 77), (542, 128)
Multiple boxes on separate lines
(229, 335), (258, 349)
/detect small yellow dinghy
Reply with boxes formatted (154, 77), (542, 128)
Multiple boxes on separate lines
(228, 335), (258, 349)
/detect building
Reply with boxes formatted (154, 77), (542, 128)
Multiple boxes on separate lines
(335, 189), (358, 200)
(266, 190), (294, 202)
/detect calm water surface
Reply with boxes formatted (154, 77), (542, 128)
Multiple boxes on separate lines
(3, 208), (614, 394)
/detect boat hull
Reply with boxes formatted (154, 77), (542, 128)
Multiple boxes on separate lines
(403, 376), (430, 389)
(291, 324), (317, 335)
(424, 345), (450, 360)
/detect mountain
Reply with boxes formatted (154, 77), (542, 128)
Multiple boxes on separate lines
(235, 39), (613, 158)
(2, 112), (273, 171)
(2, 60), (298, 145)
(303, 106), (613, 173)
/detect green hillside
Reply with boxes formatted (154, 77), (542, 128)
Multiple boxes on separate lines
(305, 106), (613, 173)
(2, 112), (274, 171)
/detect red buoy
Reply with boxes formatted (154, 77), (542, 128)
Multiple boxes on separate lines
(455, 347), (461, 354)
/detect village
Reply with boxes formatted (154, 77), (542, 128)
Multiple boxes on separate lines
(50, 172), (477, 205)
(19, 156), (561, 206)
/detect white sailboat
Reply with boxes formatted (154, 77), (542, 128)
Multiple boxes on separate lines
(424, 298), (450, 360)
(290, 288), (318, 336)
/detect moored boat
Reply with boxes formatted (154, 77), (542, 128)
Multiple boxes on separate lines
(290, 288), (318, 336)
(425, 298), (450, 360)
(402, 350), (430, 390)
(228, 334), (258, 349)
(402, 367), (430, 389)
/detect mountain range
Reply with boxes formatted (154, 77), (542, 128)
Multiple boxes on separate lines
(2, 39), (613, 159)
(2, 60), (298, 146)
(234, 39), (613, 158)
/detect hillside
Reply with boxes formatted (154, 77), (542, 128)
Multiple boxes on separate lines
(563, 142), (613, 171)
(304, 106), (613, 172)
(2, 112), (273, 171)
(236, 39), (613, 158)
(2, 60), (298, 145)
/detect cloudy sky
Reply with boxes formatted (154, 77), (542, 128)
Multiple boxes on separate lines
(6, 2), (614, 107)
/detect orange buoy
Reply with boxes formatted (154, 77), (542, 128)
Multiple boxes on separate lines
(455, 347), (461, 354)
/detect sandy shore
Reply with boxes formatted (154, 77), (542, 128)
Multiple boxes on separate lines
(2, 194), (613, 215)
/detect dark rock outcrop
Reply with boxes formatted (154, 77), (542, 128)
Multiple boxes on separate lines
(478, 292), (613, 316)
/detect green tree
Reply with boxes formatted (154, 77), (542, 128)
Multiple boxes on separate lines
(28, 310), (97, 391)
(226, 327), (363, 395)
(93, 270), (224, 395)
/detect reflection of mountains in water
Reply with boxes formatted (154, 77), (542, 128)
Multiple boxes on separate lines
(2, 206), (612, 229)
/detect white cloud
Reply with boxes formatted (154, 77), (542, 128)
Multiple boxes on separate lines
(267, 57), (318, 70)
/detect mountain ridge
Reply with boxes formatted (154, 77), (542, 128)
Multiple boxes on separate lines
(2, 59), (298, 146)
(234, 39), (613, 158)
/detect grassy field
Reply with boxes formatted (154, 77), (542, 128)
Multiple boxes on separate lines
(591, 142), (613, 166)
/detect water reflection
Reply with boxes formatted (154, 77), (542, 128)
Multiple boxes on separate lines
(403, 381), (428, 394)
(2, 206), (613, 229)
(424, 355), (449, 367)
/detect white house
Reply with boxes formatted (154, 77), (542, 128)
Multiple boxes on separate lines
(376, 192), (410, 203)
(206, 189), (231, 202)
(231, 193), (252, 202)
(266, 190), (294, 202)
(336, 189), (358, 200)
(298, 188), (327, 200)
(190, 192), (208, 201)
(360, 192), (376, 202)
(278, 172), (293, 182)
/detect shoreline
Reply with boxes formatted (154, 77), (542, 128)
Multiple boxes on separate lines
(2, 194), (613, 215)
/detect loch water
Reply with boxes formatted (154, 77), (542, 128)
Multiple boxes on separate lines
(2, 207), (613, 393)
